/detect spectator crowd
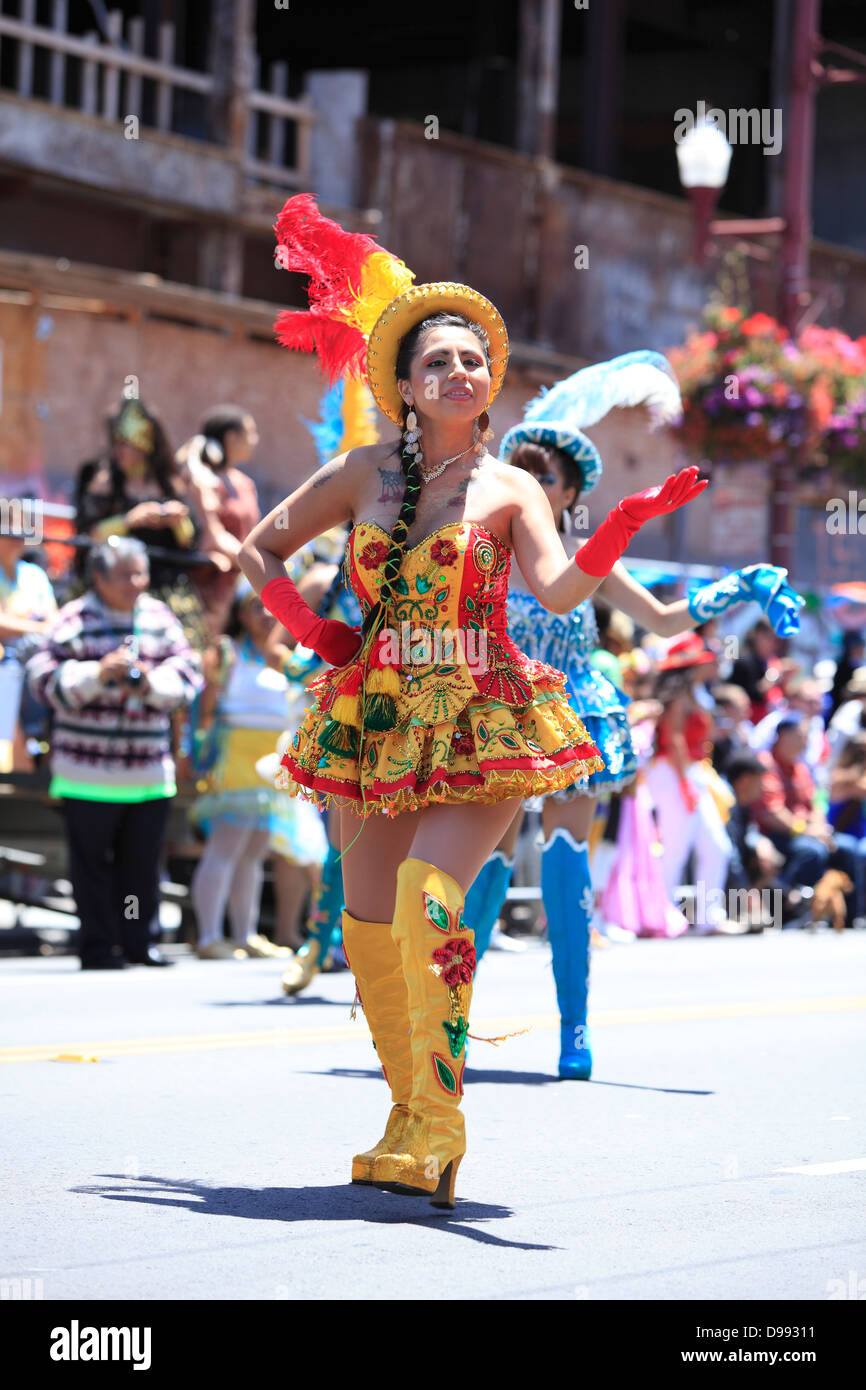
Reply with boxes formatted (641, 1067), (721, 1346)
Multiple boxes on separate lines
(1, 396), (865, 969)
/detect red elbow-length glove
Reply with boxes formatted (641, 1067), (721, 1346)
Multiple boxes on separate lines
(261, 576), (362, 667)
(575, 466), (708, 578)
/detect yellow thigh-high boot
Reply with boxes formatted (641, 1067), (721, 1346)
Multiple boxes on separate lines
(341, 909), (413, 1184)
(371, 858), (475, 1209)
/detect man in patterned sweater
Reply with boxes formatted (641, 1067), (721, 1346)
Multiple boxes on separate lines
(27, 537), (203, 969)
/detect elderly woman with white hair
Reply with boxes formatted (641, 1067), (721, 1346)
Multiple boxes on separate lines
(26, 537), (203, 969)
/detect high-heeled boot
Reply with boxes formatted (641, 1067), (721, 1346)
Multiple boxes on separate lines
(341, 909), (413, 1184)
(542, 828), (593, 1080)
(281, 841), (344, 996)
(463, 849), (514, 964)
(371, 858), (475, 1208)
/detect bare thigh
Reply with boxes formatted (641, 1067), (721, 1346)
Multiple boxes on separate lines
(339, 805), (421, 921)
(496, 801), (525, 857)
(541, 792), (597, 843)
(409, 797), (526, 894)
(339, 795), (526, 918)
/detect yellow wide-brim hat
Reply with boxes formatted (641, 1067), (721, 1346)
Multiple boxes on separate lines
(365, 282), (509, 426)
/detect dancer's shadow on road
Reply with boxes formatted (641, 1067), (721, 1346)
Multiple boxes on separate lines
(73, 1174), (558, 1251)
(320, 1065), (711, 1095)
(210, 994), (349, 1009)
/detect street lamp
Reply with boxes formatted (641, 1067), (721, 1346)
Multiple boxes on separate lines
(675, 120), (732, 262)
(673, 1), (866, 574)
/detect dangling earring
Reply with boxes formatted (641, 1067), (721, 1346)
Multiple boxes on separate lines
(403, 406), (423, 465)
(474, 409), (493, 454)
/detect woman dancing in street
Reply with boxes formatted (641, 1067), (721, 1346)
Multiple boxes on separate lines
(239, 196), (707, 1206)
(465, 356), (805, 1079)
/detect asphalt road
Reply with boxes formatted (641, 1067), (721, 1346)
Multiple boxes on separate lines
(1, 927), (864, 1301)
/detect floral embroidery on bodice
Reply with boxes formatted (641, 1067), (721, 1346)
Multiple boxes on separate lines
(328, 520), (568, 726)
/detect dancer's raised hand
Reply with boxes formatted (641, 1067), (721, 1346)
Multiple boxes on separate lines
(576, 466), (708, 577)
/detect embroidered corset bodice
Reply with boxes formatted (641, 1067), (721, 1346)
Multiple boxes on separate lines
(329, 519), (567, 728)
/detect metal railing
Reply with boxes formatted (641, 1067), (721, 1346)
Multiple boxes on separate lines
(0, 2), (314, 188)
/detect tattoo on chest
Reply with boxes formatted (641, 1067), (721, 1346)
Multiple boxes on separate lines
(377, 468), (404, 504)
(446, 476), (472, 508)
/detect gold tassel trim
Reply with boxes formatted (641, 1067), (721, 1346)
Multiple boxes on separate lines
(331, 692), (361, 727)
(365, 665), (400, 697)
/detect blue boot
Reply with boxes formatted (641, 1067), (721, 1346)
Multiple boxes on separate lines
(282, 841), (344, 995)
(541, 829), (593, 1079)
(321, 843), (349, 968)
(463, 850), (514, 964)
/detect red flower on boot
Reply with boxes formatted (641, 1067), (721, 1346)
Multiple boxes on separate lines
(432, 936), (477, 986)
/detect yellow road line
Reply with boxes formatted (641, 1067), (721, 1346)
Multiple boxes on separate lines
(1, 994), (863, 1064)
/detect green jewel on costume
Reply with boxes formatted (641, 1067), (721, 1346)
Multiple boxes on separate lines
(442, 1016), (469, 1058)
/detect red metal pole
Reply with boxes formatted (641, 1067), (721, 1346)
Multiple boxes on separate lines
(780, 0), (819, 334)
(536, 0), (562, 160)
(687, 186), (720, 262)
(772, 0), (820, 574)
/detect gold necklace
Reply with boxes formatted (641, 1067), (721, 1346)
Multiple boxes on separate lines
(417, 442), (476, 485)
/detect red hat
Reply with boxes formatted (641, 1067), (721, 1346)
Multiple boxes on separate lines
(656, 634), (717, 671)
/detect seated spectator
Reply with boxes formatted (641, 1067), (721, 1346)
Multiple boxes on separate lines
(827, 631), (864, 720)
(729, 616), (785, 722)
(749, 675), (829, 779)
(75, 399), (207, 649)
(722, 752), (785, 926)
(0, 518), (57, 770)
(828, 734), (866, 841)
(754, 717), (866, 926)
(710, 683), (753, 772)
(26, 537), (202, 969)
(826, 667), (866, 767)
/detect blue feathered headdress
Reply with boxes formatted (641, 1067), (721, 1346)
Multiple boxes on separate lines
(501, 350), (683, 494)
(302, 378), (345, 468)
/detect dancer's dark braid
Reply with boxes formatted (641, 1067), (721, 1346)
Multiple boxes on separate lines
(360, 424), (422, 639)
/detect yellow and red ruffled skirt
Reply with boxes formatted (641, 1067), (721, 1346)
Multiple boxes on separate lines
(275, 642), (604, 820)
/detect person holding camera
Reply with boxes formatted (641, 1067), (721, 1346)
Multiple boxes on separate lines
(26, 537), (203, 969)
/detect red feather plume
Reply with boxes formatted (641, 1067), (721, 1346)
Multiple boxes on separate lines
(274, 193), (379, 319)
(273, 311), (368, 385)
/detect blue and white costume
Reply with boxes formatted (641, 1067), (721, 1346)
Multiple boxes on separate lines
(466, 352), (683, 1080)
(465, 351), (803, 1079)
(506, 590), (637, 798)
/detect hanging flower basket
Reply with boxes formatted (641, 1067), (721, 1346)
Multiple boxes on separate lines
(667, 306), (866, 482)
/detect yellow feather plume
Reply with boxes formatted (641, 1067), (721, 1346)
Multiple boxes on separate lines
(339, 375), (379, 452)
(342, 252), (415, 336)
